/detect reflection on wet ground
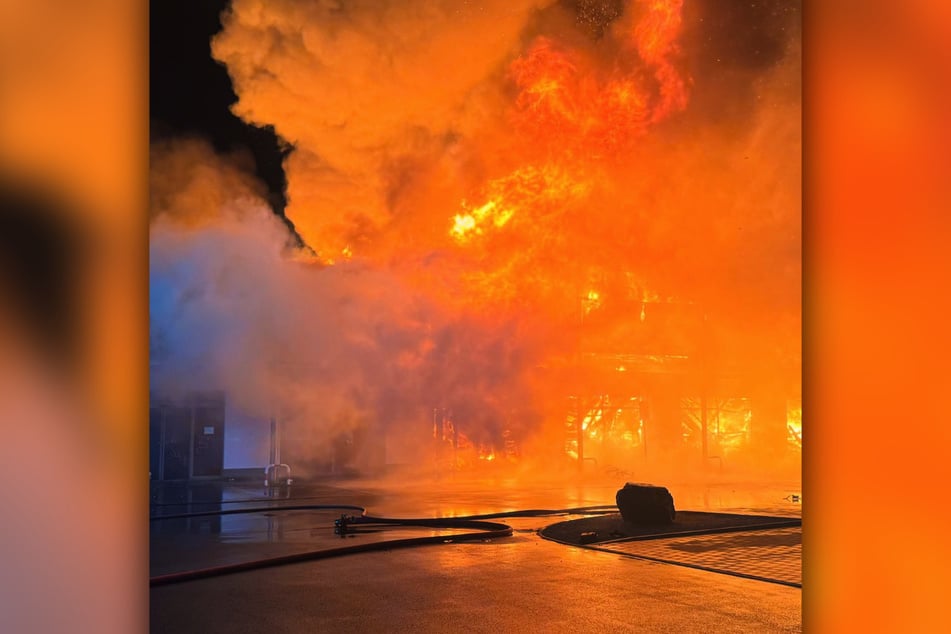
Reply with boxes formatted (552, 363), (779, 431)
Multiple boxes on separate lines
(150, 476), (801, 578)
(151, 476), (803, 633)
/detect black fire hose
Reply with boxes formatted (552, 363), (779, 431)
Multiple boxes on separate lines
(149, 504), (616, 587)
(150, 518), (513, 587)
(150, 504), (368, 522)
(150, 504), (617, 523)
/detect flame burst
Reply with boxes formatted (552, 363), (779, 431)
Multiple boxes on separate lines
(208, 0), (802, 478)
(441, 1), (691, 308)
(450, 164), (589, 243)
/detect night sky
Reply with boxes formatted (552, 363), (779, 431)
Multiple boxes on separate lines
(150, 0), (294, 233)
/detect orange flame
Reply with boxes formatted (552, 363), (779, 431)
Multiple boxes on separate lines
(450, 164), (589, 244)
(443, 0), (692, 314)
(632, 0), (689, 121)
(508, 37), (652, 157)
(207, 0), (799, 479)
(506, 1), (688, 160)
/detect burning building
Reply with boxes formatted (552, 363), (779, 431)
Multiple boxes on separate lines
(150, 0), (801, 482)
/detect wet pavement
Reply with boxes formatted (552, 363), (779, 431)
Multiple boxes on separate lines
(150, 476), (802, 632)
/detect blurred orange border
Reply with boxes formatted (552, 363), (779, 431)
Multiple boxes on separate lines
(2, 0), (950, 630)
(806, 0), (951, 630)
(0, 1), (148, 631)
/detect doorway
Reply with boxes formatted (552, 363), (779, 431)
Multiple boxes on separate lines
(149, 391), (226, 480)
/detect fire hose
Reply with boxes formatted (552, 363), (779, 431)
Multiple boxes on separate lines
(149, 504), (616, 587)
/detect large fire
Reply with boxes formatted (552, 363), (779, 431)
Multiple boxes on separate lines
(163, 0), (802, 480)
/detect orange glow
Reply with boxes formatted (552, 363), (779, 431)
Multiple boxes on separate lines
(508, 36), (653, 153)
(450, 199), (513, 243)
(200, 0), (800, 485)
(430, 1), (695, 317)
(508, 10), (686, 158)
(450, 164), (588, 244)
(479, 448), (496, 462)
(582, 290), (602, 315)
(632, 0), (688, 121)
(787, 402), (802, 449)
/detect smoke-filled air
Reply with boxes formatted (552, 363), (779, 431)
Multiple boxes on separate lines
(151, 0), (801, 482)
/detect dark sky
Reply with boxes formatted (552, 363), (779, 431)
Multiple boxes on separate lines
(149, 0), (291, 226)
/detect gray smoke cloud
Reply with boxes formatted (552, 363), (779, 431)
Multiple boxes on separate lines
(149, 138), (546, 470)
(212, 0), (555, 259)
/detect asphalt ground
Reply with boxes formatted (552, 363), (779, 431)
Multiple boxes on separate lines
(150, 477), (802, 632)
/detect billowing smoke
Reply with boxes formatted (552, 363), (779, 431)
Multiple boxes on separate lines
(211, 0), (552, 260)
(150, 138), (546, 471)
(152, 1), (801, 479)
